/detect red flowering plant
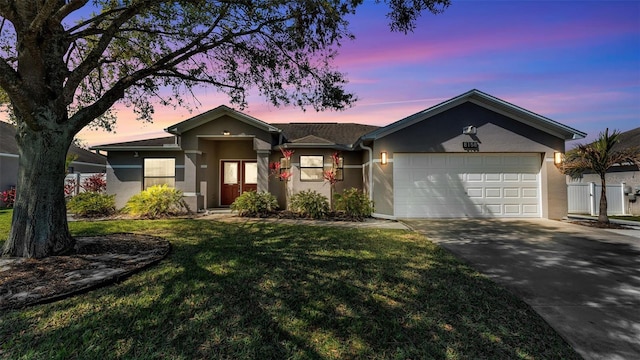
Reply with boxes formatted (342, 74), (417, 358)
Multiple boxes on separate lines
(81, 173), (107, 193)
(1, 187), (16, 208)
(323, 151), (343, 209)
(64, 178), (77, 198)
(269, 148), (294, 207)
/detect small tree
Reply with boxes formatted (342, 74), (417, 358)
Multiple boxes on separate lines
(563, 128), (640, 224)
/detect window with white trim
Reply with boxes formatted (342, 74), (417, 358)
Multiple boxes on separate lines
(144, 158), (175, 189)
(300, 155), (324, 181)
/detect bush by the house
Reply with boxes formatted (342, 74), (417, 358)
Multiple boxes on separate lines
(66, 192), (116, 218)
(231, 191), (279, 217)
(333, 188), (373, 220)
(125, 184), (189, 218)
(289, 190), (330, 219)
(1, 187), (16, 208)
(80, 173), (107, 193)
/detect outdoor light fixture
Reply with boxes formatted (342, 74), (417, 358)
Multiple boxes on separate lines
(380, 151), (388, 165)
(554, 152), (564, 165)
(133, 151), (139, 158)
(462, 125), (477, 135)
(222, 130), (231, 136)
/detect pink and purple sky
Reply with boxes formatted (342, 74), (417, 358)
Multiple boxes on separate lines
(76, 1), (640, 146)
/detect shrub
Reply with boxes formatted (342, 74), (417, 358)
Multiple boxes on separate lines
(81, 174), (107, 193)
(125, 184), (189, 219)
(334, 188), (373, 219)
(231, 191), (279, 217)
(1, 187), (16, 208)
(66, 192), (116, 218)
(289, 190), (330, 219)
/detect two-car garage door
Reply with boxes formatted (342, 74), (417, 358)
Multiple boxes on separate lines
(393, 153), (541, 218)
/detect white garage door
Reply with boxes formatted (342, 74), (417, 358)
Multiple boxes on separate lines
(394, 153), (541, 218)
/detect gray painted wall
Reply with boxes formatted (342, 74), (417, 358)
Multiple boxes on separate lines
(370, 102), (568, 219)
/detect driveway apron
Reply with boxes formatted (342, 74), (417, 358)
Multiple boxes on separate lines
(403, 218), (640, 360)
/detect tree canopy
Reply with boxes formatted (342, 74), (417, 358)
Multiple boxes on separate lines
(0, 0), (450, 258)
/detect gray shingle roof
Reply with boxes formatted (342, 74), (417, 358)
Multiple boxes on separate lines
(94, 136), (177, 148)
(0, 120), (106, 165)
(272, 123), (379, 146)
(613, 127), (640, 152)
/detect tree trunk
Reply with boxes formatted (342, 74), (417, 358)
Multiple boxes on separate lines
(598, 174), (610, 225)
(2, 124), (75, 258)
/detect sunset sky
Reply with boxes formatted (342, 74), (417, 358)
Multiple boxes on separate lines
(73, 0), (640, 147)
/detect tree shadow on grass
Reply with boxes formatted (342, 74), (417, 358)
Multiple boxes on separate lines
(0, 219), (580, 359)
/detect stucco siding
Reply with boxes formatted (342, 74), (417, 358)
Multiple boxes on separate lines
(373, 102), (564, 154)
(268, 149), (365, 209)
(107, 150), (184, 209)
(370, 102), (568, 219)
(180, 115), (272, 149)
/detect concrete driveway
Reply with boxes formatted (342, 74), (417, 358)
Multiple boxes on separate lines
(403, 218), (640, 360)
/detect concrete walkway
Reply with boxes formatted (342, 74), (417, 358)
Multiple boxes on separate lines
(403, 218), (640, 360)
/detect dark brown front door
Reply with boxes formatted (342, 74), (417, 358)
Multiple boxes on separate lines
(221, 160), (257, 206)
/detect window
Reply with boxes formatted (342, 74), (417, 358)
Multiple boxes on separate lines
(244, 162), (258, 184)
(144, 158), (175, 189)
(300, 155), (324, 181)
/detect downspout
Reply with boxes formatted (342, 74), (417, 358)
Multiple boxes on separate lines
(359, 142), (374, 202)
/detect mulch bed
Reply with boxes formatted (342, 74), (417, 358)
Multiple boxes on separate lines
(0, 234), (170, 310)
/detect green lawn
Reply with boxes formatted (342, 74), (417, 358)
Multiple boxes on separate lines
(0, 212), (579, 359)
(611, 215), (640, 222)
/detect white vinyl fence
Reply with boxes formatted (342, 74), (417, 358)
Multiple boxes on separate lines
(567, 182), (628, 216)
(64, 173), (106, 197)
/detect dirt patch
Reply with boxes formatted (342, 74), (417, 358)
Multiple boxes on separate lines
(0, 234), (170, 310)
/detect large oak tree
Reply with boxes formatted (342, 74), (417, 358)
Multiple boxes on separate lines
(0, 0), (449, 258)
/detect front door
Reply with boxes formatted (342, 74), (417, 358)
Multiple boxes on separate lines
(220, 160), (257, 206)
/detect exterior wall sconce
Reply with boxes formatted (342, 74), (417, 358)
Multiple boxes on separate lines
(554, 152), (564, 166)
(133, 151), (139, 158)
(380, 151), (388, 165)
(222, 130), (231, 136)
(462, 125), (477, 135)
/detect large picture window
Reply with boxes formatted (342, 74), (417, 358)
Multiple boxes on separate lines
(144, 158), (175, 189)
(300, 155), (324, 181)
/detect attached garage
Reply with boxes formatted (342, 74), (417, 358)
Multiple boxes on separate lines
(393, 153), (541, 218)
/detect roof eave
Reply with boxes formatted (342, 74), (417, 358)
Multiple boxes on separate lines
(90, 145), (182, 151)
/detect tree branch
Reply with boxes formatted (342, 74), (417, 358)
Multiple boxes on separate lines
(28, 0), (59, 32)
(53, 0), (88, 23)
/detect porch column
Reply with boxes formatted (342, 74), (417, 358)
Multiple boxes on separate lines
(253, 138), (272, 193)
(184, 150), (204, 211)
(257, 150), (270, 192)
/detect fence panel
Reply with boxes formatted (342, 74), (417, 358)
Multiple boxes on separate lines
(64, 173), (106, 197)
(568, 182), (625, 215)
(567, 183), (592, 214)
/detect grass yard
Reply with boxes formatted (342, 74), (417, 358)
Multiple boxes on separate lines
(0, 212), (579, 359)
(611, 215), (640, 222)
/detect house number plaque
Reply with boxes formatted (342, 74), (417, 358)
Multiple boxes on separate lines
(463, 141), (479, 151)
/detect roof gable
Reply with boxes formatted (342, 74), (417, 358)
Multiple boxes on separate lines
(362, 89), (586, 141)
(273, 123), (379, 147)
(165, 105), (280, 135)
(291, 134), (334, 144)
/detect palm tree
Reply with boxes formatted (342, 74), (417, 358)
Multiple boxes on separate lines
(563, 128), (640, 225)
